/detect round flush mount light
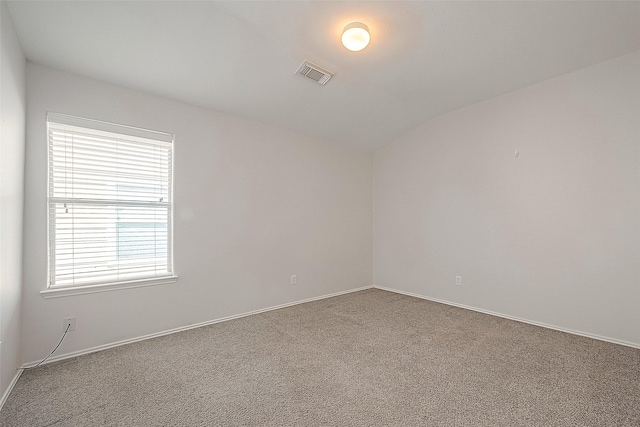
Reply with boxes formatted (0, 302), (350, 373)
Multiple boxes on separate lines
(342, 22), (370, 52)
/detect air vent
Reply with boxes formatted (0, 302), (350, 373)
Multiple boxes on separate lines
(295, 60), (334, 86)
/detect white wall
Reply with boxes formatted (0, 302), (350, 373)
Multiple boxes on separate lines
(374, 52), (640, 346)
(0, 0), (26, 400)
(22, 63), (372, 363)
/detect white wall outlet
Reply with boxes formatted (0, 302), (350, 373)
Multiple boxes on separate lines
(456, 276), (462, 286)
(63, 317), (76, 332)
(291, 275), (297, 285)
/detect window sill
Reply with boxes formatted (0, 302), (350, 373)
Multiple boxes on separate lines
(40, 275), (178, 299)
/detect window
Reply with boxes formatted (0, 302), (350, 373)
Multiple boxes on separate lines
(47, 113), (175, 292)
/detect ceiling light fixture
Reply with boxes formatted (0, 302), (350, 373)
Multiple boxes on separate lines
(342, 22), (370, 52)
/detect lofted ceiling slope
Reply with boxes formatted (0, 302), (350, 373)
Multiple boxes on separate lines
(7, 1), (640, 151)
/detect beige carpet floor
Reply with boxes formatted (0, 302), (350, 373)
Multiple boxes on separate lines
(1, 288), (639, 426)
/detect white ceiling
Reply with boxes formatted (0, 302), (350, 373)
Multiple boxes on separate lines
(7, 1), (640, 151)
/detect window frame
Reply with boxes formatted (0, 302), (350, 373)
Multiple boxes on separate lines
(42, 113), (177, 298)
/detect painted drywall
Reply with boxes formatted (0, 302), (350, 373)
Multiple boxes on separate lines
(21, 63), (373, 363)
(373, 52), (640, 346)
(0, 0), (26, 400)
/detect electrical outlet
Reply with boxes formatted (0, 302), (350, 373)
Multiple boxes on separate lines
(291, 275), (297, 285)
(456, 276), (462, 286)
(63, 317), (76, 332)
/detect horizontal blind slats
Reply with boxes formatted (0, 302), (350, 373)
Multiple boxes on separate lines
(50, 147), (170, 168)
(48, 115), (173, 288)
(49, 133), (171, 154)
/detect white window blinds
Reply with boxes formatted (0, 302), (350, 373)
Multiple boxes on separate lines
(47, 113), (174, 288)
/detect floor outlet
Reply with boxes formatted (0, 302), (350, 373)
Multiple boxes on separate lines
(456, 276), (462, 286)
(63, 317), (76, 332)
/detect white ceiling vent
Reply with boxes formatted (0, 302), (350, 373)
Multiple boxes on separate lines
(295, 60), (333, 86)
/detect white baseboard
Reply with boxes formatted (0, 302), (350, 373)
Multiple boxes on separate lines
(374, 285), (640, 349)
(22, 285), (374, 369)
(16, 282), (635, 407)
(0, 370), (22, 412)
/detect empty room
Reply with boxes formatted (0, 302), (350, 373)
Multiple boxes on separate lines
(1, 1), (639, 425)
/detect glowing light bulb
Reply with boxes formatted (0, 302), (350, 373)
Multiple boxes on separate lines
(342, 22), (370, 52)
